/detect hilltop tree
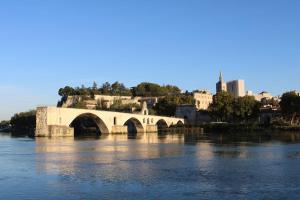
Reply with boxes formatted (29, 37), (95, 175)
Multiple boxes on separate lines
(132, 82), (181, 97)
(111, 81), (132, 96)
(101, 82), (111, 95)
(58, 86), (76, 97)
(92, 81), (98, 91)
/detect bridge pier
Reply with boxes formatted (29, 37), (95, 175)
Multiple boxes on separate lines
(111, 125), (127, 134)
(146, 125), (158, 133)
(36, 125), (74, 137)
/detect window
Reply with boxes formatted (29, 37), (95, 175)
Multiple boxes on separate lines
(114, 117), (117, 125)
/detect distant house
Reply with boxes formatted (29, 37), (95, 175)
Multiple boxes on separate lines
(193, 90), (213, 110)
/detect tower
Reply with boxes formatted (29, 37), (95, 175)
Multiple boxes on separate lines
(216, 71), (227, 93)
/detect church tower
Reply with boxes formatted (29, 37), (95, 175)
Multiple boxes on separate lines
(216, 71), (227, 93)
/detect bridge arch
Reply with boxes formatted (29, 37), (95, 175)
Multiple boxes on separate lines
(177, 120), (184, 126)
(69, 113), (109, 136)
(124, 117), (144, 135)
(156, 119), (169, 130)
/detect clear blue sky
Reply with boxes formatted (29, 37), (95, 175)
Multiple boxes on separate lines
(0, 0), (300, 120)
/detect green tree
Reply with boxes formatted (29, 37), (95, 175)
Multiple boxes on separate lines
(163, 85), (181, 95)
(111, 81), (132, 96)
(280, 92), (300, 125)
(92, 81), (98, 91)
(233, 96), (260, 122)
(208, 91), (234, 122)
(154, 94), (195, 116)
(0, 120), (10, 129)
(58, 86), (76, 97)
(132, 82), (181, 97)
(10, 110), (36, 135)
(101, 82), (111, 95)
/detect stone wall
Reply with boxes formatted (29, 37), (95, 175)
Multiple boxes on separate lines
(35, 107), (49, 137)
(47, 125), (74, 137)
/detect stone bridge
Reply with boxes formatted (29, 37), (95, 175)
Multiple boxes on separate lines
(35, 107), (184, 137)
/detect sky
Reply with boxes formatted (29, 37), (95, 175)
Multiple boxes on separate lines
(0, 0), (300, 120)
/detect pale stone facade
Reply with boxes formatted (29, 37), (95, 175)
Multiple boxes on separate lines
(60, 95), (159, 110)
(193, 90), (213, 110)
(254, 91), (273, 101)
(226, 80), (245, 98)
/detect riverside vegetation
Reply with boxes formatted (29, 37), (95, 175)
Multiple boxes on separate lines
(5, 81), (300, 136)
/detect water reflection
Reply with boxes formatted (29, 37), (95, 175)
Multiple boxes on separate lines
(2, 131), (300, 199)
(35, 133), (187, 178)
(35, 132), (300, 180)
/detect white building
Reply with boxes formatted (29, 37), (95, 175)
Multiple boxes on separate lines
(254, 91), (273, 102)
(226, 80), (245, 98)
(193, 90), (213, 110)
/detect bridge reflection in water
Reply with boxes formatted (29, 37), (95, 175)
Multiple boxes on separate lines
(34, 133), (195, 178)
(35, 131), (300, 176)
(32, 131), (300, 200)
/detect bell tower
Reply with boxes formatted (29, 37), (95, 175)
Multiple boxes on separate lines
(216, 71), (227, 93)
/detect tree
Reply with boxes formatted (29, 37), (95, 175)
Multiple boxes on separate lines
(111, 81), (132, 96)
(10, 110), (36, 135)
(0, 120), (10, 129)
(92, 81), (98, 91)
(280, 92), (300, 125)
(163, 85), (181, 95)
(132, 82), (182, 97)
(101, 82), (111, 95)
(154, 94), (195, 116)
(208, 91), (234, 122)
(58, 86), (76, 97)
(233, 96), (260, 122)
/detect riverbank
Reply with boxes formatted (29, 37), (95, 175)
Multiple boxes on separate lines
(166, 123), (300, 135)
(201, 123), (300, 134)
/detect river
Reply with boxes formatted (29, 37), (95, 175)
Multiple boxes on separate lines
(0, 132), (300, 200)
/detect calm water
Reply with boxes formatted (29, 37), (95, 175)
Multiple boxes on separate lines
(1, 132), (300, 200)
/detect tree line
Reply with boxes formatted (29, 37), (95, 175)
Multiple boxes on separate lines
(10, 110), (36, 136)
(208, 91), (261, 123)
(58, 81), (181, 98)
(208, 91), (300, 125)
